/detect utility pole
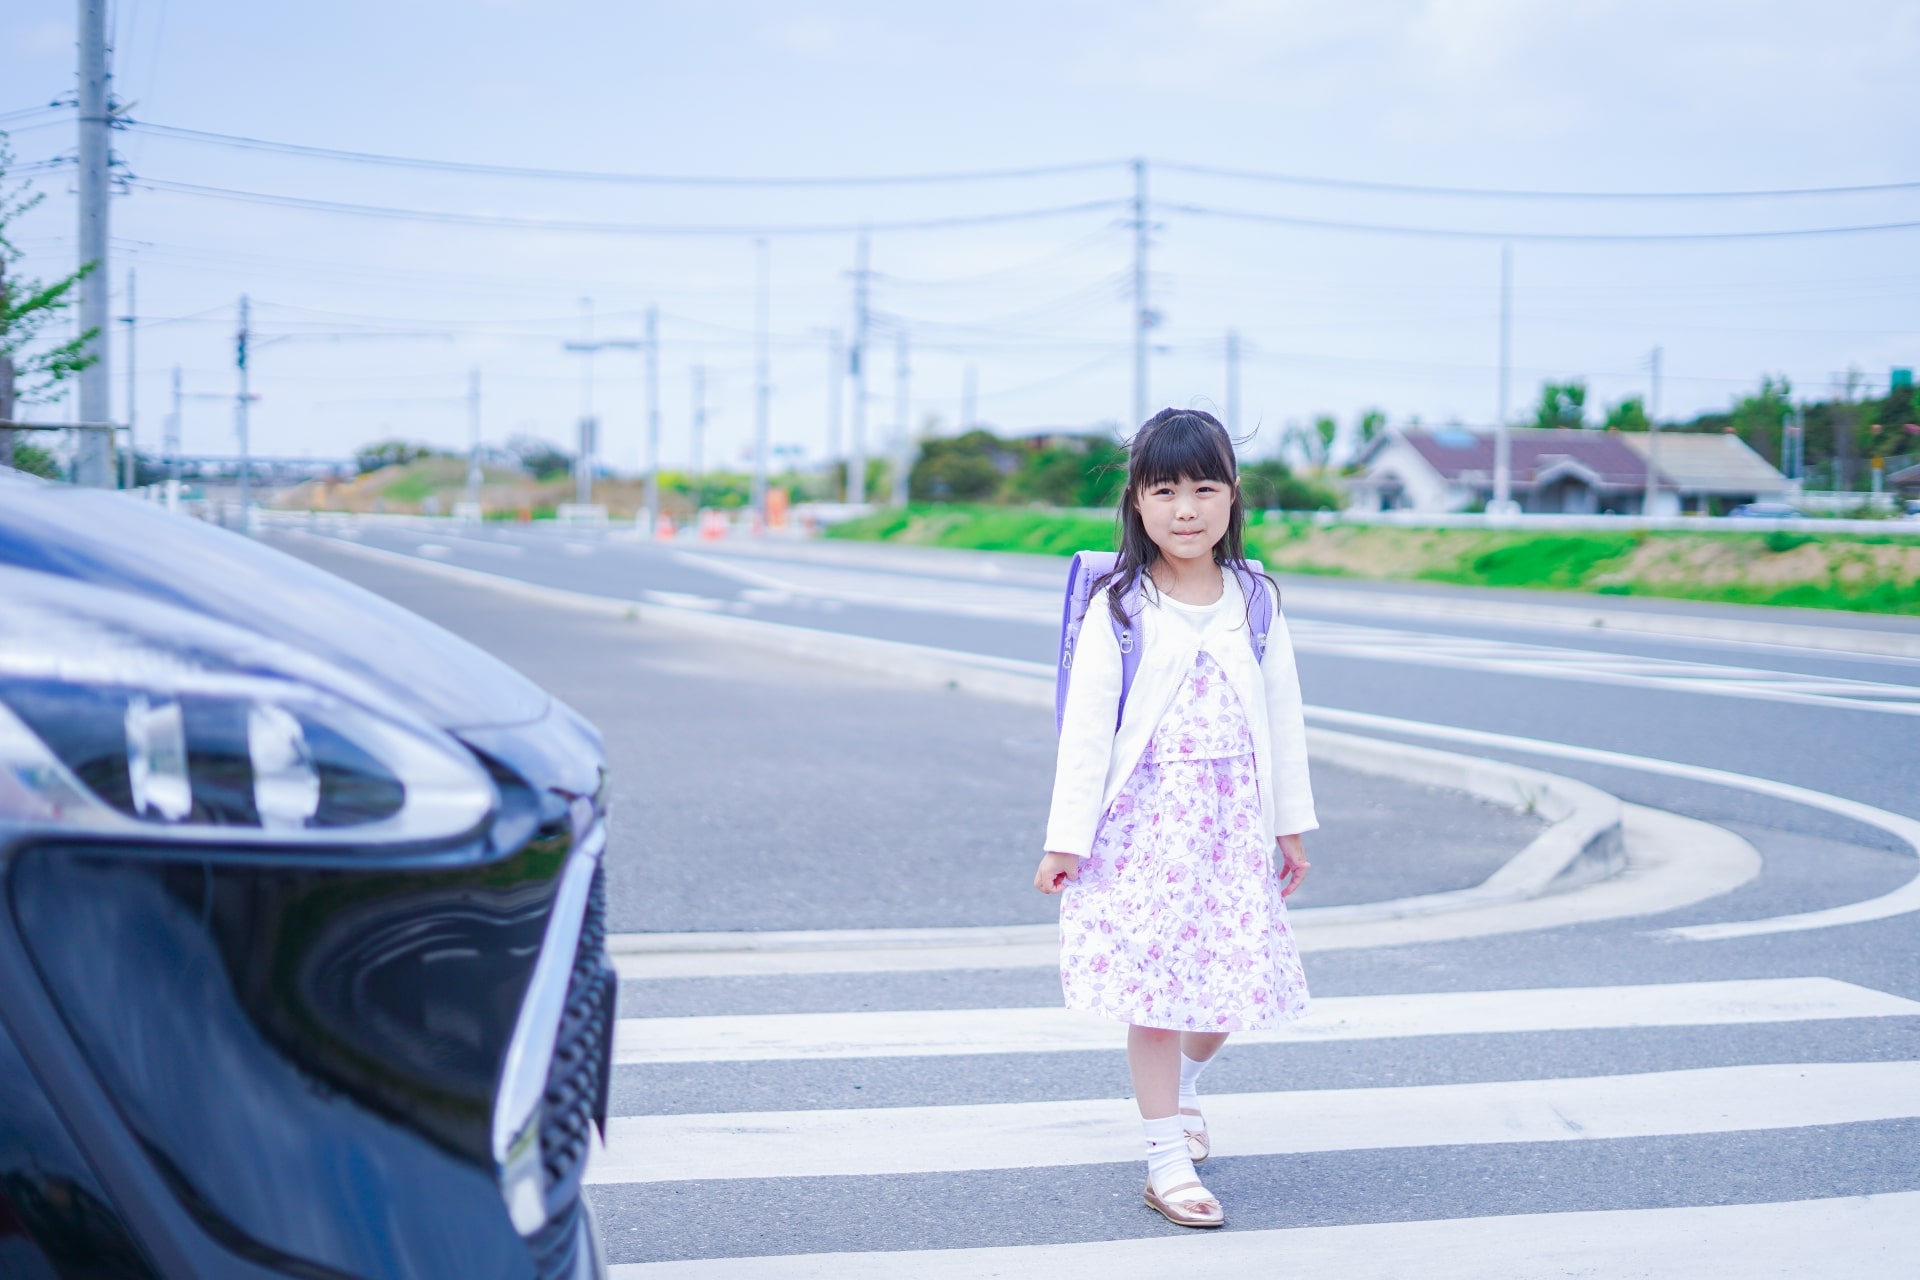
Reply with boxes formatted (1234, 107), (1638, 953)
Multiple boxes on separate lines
(644, 306), (661, 531)
(1643, 345), (1663, 518)
(1, 258), (14, 471)
(1131, 157), (1151, 428)
(961, 364), (978, 431)
(119, 270), (135, 488)
(1490, 243), (1516, 516)
(752, 237), (771, 525)
(465, 367), (483, 514)
(825, 329), (844, 485)
(689, 364), (707, 489)
(235, 294), (252, 528)
(165, 365), (181, 511)
(1225, 329), (1242, 437)
(74, 0), (113, 487)
(848, 234), (871, 505)
(891, 330), (911, 506)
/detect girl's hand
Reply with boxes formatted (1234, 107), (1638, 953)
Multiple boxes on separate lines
(1034, 852), (1081, 895)
(1277, 834), (1311, 899)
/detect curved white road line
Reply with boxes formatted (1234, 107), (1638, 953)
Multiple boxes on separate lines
(1306, 706), (1920, 940)
(281, 529), (1920, 941)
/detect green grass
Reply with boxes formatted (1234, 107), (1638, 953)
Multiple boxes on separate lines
(828, 505), (1920, 616)
(826, 505), (1117, 555)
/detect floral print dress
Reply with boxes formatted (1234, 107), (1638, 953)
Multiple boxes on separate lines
(1059, 649), (1310, 1032)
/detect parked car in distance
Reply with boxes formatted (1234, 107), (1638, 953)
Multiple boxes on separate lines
(0, 469), (614, 1280)
(1727, 501), (1804, 519)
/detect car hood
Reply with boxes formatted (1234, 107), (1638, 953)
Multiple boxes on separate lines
(0, 475), (551, 732)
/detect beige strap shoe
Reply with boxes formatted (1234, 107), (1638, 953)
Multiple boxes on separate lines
(1180, 1106), (1210, 1163)
(1144, 1173), (1224, 1228)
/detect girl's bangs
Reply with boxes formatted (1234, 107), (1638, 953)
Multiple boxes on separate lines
(1132, 414), (1237, 488)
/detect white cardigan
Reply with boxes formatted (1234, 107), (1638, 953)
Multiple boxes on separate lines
(1043, 571), (1318, 856)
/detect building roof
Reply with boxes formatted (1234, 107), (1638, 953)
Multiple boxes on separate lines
(1617, 431), (1787, 494)
(1889, 462), (1920, 488)
(1393, 427), (1649, 490)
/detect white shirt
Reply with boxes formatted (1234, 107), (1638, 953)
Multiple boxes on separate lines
(1044, 570), (1318, 857)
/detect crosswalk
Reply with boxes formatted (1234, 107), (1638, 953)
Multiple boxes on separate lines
(590, 958), (1920, 1275)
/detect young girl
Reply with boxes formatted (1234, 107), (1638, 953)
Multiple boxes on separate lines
(1035, 408), (1315, 1229)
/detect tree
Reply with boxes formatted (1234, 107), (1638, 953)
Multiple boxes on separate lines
(353, 439), (440, 474)
(910, 429), (1009, 502)
(1729, 375), (1792, 465)
(1, 134), (100, 472)
(1604, 396), (1650, 432)
(1534, 381), (1588, 430)
(505, 434), (571, 480)
(1354, 408), (1387, 458)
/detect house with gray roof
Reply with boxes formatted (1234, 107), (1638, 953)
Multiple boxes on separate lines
(1349, 426), (1789, 515)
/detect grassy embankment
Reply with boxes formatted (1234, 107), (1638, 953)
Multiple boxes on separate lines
(826, 505), (1920, 616)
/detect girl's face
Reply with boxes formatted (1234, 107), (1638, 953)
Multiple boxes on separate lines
(1133, 473), (1236, 563)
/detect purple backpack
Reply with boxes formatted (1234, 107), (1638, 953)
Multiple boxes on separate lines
(1055, 551), (1273, 732)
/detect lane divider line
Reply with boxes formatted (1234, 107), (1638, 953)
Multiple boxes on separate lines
(610, 977), (1920, 1065)
(584, 1060), (1920, 1184)
(605, 1191), (1920, 1278)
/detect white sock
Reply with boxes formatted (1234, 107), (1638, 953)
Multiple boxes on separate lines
(1143, 1114), (1198, 1188)
(1179, 1053), (1212, 1113)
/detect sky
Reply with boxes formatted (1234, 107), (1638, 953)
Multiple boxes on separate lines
(3, 0), (1917, 472)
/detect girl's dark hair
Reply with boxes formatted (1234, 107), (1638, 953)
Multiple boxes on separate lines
(1095, 408), (1272, 629)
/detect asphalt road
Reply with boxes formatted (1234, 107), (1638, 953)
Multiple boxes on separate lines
(268, 519), (1920, 1277)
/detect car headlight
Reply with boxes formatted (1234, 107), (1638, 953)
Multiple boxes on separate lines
(0, 571), (496, 844)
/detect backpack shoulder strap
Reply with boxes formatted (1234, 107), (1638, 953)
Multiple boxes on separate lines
(1107, 574), (1145, 731)
(1056, 551), (1119, 732)
(1233, 559), (1275, 664)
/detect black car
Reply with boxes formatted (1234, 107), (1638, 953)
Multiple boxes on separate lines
(0, 471), (614, 1279)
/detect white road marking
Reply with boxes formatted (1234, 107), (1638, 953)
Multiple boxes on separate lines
(608, 1190), (1920, 1278)
(608, 803), (1757, 979)
(612, 977), (1919, 1064)
(1307, 706), (1920, 940)
(585, 1060), (1920, 1184)
(1290, 617), (1920, 717)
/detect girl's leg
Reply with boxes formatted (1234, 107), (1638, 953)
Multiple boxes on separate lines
(1176, 1032), (1227, 1161)
(1129, 1025), (1223, 1225)
(1126, 1024), (1183, 1118)
(1181, 1031), (1229, 1063)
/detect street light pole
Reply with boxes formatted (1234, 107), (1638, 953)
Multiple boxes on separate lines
(644, 306), (661, 531)
(119, 269), (135, 489)
(891, 329), (911, 506)
(1643, 345), (1663, 517)
(752, 238), (772, 526)
(562, 298), (640, 510)
(1131, 157), (1150, 429)
(466, 367), (482, 514)
(1490, 243), (1517, 517)
(847, 234), (871, 505)
(236, 294), (252, 528)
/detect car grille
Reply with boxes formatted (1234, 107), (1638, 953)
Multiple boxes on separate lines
(526, 1193), (585, 1280)
(539, 861), (617, 1219)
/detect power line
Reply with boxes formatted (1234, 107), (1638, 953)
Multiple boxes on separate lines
(115, 119), (1920, 202)
(134, 177), (1128, 236)
(1161, 201), (1920, 242)
(1156, 159), (1920, 201)
(124, 121), (1126, 187)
